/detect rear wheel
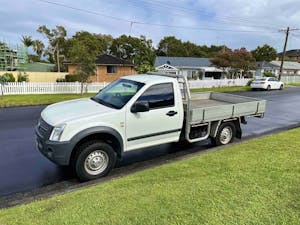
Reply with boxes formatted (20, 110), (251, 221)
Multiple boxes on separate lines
(213, 122), (236, 146)
(72, 140), (117, 181)
(279, 84), (283, 90)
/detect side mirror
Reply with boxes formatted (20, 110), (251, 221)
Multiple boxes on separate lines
(131, 101), (149, 113)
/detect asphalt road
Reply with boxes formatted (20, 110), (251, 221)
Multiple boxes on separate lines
(1, 87), (300, 198)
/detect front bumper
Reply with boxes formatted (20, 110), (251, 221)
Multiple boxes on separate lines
(35, 126), (73, 166)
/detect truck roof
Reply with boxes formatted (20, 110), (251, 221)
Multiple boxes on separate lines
(123, 74), (175, 84)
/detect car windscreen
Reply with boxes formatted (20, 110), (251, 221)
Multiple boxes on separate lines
(91, 79), (144, 109)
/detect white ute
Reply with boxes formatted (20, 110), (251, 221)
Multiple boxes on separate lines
(36, 73), (266, 181)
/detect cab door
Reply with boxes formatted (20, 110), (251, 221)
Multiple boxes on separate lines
(125, 82), (182, 151)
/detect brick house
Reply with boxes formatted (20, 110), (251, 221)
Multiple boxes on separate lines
(66, 54), (136, 82)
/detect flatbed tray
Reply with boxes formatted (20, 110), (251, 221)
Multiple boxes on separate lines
(187, 92), (266, 124)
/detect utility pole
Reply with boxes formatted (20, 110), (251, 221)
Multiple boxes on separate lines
(129, 21), (134, 36)
(279, 27), (299, 80)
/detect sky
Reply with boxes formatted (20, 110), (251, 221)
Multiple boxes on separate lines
(0, 0), (300, 51)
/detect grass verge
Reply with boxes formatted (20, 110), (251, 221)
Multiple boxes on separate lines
(0, 93), (95, 108)
(191, 86), (251, 93)
(0, 86), (251, 108)
(0, 128), (299, 225)
(286, 83), (300, 87)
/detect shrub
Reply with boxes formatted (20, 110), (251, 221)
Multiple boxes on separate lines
(246, 79), (254, 86)
(17, 72), (29, 82)
(192, 73), (198, 80)
(263, 71), (276, 77)
(198, 71), (204, 80)
(65, 74), (80, 82)
(2, 73), (15, 82)
(56, 78), (66, 82)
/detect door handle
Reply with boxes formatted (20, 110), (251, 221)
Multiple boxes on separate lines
(166, 111), (178, 116)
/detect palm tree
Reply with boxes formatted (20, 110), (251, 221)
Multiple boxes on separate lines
(20, 35), (33, 47)
(32, 40), (45, 60)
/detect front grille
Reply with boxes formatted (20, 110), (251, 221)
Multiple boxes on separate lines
(38, 118), (53, 139)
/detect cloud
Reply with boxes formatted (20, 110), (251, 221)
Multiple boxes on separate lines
(0, 0), (299, 51)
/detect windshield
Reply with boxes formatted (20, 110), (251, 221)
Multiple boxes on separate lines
(91, 79), (144, 109)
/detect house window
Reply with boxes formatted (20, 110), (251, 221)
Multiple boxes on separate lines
(107, 66), (117, 73)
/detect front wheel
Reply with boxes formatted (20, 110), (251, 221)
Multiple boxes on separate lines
(212, 122), (236, 146)
(73, 140), (117, 181)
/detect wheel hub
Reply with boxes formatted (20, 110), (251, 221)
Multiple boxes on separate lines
(84, 150), (109, 175)
(220, 127), (232, 145)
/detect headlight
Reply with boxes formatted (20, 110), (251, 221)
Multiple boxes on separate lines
(49, 124), (66, 141)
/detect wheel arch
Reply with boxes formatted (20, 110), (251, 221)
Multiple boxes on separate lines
(68, 126), (124, 165)
(210, 118), (242, 139)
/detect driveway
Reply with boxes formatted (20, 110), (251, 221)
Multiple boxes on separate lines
(1, 87), (300, 197)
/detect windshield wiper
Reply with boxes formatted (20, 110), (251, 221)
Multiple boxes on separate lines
(90, 97), (118, 109)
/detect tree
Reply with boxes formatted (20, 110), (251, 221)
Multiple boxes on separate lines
(68, 39), (99, 94)
(156, 36), (229, 57)
(32, 40), (45, 60)
(211, 48), (256, 78)
(37, 25), (67, 72)
(251, 44), (277, 62)
(110, 35), (155, 66)
(136, 64), (156, 74)
(0, 75), (8, 97)
(20, 35), (33, 47)
(65, 31), (112, 59)
(156, 36), (186, 56)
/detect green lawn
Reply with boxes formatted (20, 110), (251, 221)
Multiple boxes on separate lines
(0, 93), (95, 108)
(0, 128), (299, 225)
(0, 86), (250, 108)
(287, 83), (300, 87)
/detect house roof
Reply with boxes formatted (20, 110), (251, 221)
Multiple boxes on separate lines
(257, 60), (300, 70)
(278, 49), (300, 57)
(95, 55), (134, 66)
(154, 56), (213, 68)
(64, 54), (134, 66)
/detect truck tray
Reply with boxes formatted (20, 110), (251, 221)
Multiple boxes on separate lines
(188, 92), (266, 124)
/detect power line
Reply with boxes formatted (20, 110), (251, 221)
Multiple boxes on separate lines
(127, 0), (279, 30)
(37, 0), (277, 34)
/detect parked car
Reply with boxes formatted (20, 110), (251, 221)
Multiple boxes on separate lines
(36, 73), (266, 181)
(251, 77), (284, 91)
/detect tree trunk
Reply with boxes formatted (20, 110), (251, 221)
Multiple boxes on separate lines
(56, 43), (60, 72)
(80, 82), (84, 95)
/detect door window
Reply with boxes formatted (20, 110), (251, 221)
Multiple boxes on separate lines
(137, 83), (174, 109)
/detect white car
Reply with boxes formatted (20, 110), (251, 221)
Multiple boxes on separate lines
(251, 77), (284, 91)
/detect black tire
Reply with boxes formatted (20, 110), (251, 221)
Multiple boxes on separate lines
(251, 88), (256, 91)
(72, 140), (117, 181)
(279, 84), (283, 90)
(212, 122), (236, 146)
(267, 85), (271, 91)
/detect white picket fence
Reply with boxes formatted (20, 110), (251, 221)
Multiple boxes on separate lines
(1, 79), (251, 95)
(281, 76), (300, 84)
(2, 82), (109, 95)
(188, 78), (251, 89)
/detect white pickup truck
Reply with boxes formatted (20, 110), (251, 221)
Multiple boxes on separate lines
(36, 73), (266, 181)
